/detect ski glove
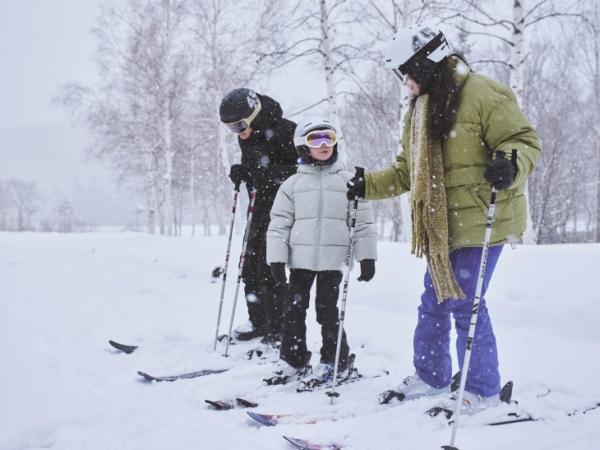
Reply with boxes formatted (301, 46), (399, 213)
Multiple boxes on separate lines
(229, 164), (251, 186)
(357, 259), (375, 282)
(346, 173), (366, 201)
(484, 156), (516, 191)
(270, 262), (287, 286)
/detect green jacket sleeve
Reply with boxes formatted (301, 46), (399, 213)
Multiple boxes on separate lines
(364, 149), (411, 200)
(482, 91), (541, 188)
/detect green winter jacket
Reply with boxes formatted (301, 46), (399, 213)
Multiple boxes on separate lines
(365, 57), (541, 249)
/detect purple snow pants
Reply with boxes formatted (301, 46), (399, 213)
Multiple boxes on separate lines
(414, 245), (503, 397)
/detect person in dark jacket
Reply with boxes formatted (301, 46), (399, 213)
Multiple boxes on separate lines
(219, 88), (298, 342)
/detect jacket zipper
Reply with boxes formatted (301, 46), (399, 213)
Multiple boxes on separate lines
(314, 166), (323, 270)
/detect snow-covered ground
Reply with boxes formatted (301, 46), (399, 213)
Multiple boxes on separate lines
(1, 231), (599, 450)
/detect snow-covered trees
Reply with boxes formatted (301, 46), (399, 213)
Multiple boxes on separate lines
(49, 0), (598, 242)
(0, 179), (41, 231)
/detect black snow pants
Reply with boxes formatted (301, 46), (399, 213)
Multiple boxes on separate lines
(242, 232), (282, 336)
(280, 269), (349, 370)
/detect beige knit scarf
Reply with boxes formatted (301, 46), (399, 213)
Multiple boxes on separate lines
(409, 94), (465, 302)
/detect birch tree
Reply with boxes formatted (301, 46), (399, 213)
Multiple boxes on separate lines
(442, 0), (583, 243)
(576, 3), (600, 241)
(255, 0), (377, 162)
(342, 0), (450, 240)
(7, 180), (40, 232)
(187, 0), (279, 234)
(524, 39), (590, 243)
(56, 0), (195, 236)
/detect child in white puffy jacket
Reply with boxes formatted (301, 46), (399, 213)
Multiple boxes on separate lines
(266, 119), (377, 384)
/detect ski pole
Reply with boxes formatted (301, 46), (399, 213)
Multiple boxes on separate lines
(212, 182), (241, 351)
(442, 150), (517, 450)
(327, 166), (364, 403)
(224, 187), (257, 357)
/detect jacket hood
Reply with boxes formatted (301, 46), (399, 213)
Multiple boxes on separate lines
(250, 94), (283, 131)
(449, 55), (471, 90)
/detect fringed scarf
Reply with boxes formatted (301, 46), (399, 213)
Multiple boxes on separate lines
(409, 94), (465, 302)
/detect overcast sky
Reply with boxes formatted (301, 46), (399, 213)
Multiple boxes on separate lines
(0, 0), (100, 129)
(0, 0), (324, 224)
(0, 0), (325, 130)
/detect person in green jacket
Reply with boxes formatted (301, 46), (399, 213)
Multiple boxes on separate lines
(346, 23), (541, 414)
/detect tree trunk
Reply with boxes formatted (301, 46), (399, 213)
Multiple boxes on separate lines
(190, 136), (196, 237)
(596, 155), (600, 242)
(510, 0), (525, 105)
(510, 0), (536, 244)
(319, 0), (346, 164)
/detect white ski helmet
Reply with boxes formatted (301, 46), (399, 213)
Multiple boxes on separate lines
(384, 23), (451, 79)
(293, 119), (338, 162)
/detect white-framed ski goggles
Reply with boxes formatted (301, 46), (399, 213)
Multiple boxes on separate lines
(294, 129), (337, 148)
(222, 101), (262, 133)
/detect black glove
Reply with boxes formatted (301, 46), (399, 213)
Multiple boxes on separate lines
(484, 156), (516, 190)
(229, 164), (251, 186)
(346, 174), (366, 201)
(270, 263), (287, 285)
(357, 259), (375, 282)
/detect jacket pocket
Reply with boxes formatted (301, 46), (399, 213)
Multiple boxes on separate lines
(467, 184), (489, 214)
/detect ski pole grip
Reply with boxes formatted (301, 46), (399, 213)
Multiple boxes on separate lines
(494, 150), (506, 160)
(234, 181), (241, 192)
(354, 166), (365, 179)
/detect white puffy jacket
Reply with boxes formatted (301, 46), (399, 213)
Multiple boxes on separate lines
(267, 160), (377, 271)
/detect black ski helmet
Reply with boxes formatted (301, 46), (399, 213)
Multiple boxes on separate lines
(219, 88), (262, 133)
(293, 119), (338, 164)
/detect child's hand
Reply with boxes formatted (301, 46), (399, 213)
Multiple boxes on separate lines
(357, 259), (376, 282)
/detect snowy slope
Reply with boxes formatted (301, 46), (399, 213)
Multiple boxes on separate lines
(1, 232), (599, 450)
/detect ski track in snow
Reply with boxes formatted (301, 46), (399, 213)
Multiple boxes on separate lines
(1, 232), (599, 450)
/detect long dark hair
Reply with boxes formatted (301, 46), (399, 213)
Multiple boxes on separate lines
(409, 54), (465, 141)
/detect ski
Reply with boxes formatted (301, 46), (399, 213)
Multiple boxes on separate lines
(282, 436), (342, 450)
(109, 340), (138, 354)
(485, 401), (600, 425)
(426, 380), (514, 420)
(137, 368), (228, 382)
(247, 412), (319, 426)
(205, 397), (259, 410)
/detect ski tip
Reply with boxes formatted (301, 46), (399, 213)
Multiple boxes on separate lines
(236, 398), (259, 408)
(247, 411), (277, 426)
(283, 435), (342, 450)
(136, 371), (156, 382)
(205, 399), (234, 410)
(109, 340), (138, 354)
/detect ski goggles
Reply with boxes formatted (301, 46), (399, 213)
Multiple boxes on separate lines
(294, 129), (337, 148)
(222, 102), (262, 133)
